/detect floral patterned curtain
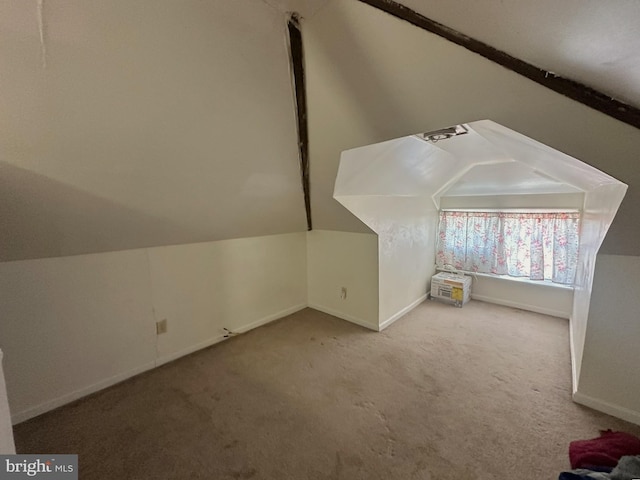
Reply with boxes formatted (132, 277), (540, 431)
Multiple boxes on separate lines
(436, 211), (581, 284)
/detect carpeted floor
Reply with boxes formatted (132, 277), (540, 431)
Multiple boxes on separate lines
(14, 300), (640, 479)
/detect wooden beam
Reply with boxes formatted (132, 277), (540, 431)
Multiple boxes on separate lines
(288, 14), (312, 230)
(358, 0), (640, 130)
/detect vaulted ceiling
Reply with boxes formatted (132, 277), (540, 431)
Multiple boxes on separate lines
(267, 0), (640, 109)
(2, 0), (639, 261)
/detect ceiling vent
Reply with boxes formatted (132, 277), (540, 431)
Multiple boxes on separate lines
(418, 124), (469, 143)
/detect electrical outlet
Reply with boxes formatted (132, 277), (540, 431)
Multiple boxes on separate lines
(341, 287), (347, 300)
(156, 319), (168, 335)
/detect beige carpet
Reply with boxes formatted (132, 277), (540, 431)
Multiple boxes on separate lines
(14, 301), (640, 479)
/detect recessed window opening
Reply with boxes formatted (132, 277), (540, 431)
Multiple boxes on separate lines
(436, 209), (581, 285)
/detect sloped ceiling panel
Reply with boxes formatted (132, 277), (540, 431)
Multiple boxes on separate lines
(273, 0), (640, 109)
(307, 0), (640, 254)
(397, 0), (640, 108)
(263, 0), (329, 18)
(443, 163), (583, 197)
(335, 120), (627, 215)
(0, 0), (306, 261)
(335, 136), (460, 198)
(468, 120), (624, 192)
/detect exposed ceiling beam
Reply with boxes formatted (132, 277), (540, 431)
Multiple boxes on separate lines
(358, 0), (640, 130)
(287, 13), (312, 230)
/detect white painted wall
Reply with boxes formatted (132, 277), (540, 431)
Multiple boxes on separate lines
(571, 184), (628, 385)
(305, 0), (640, 423)
(471, 276), (573, 319)
(375, 198), (435, 328)
(0, 351), (15, 454)
(307, 230), (379, 330)
(149, 233), (307, 365)
(0, 233), (307, 423)
(334, 196), (436, 329)
(0, 250), (157, 423)
(575, 254), (640, 425)
(331, 135), (455, 329)
(0, 0), (305, 262)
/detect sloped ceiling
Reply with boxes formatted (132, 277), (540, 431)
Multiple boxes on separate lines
(262, 0), (328, 18)
(443, 163), (583, 197)
(0, 0), (307, 262)
(335, 120), (626, 204)
(282, 0), (640, 109)
(397, 0), (640, 108)
(2, 0), (639, 261)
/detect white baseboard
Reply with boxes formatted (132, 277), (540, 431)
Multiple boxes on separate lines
(379, 294), (427, 331)
(307, 303), (378, 331)
(234, 303), (307, 334)
(573, 390), (640, 426)
(11, 361), (157, 425)
(471, 293), (570, 319)
(155, 304), (307, 367)
(13, 303), (308, 424)
(155, 335), (227, 368)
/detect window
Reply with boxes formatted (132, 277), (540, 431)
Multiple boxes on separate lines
(436, 210), (581, 285)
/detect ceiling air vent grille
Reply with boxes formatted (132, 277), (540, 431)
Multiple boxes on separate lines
(419, 124), (468, 143)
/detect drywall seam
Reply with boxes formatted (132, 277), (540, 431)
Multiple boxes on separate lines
(11, 361), (157, 425)
(470, 294), (570, 319)
(379, 294), (427, 331)
(573, 391), (640, 427)
(36, 0), (47, 69)
(308, 304), (378, 331)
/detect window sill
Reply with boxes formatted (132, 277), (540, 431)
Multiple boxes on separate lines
(435, 268), (575, 291)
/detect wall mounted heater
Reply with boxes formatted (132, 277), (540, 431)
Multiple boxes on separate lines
(429, 272), (472, 307)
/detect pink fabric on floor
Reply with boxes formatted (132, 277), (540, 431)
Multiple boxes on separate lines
(570, 430), (640, 469)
